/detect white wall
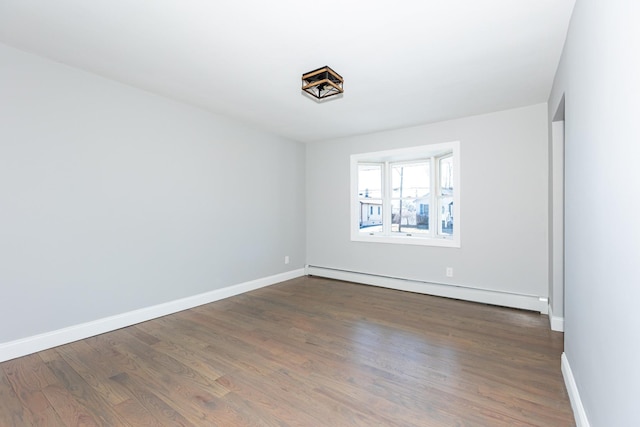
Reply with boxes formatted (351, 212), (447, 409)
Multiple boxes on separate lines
(549, 0), (640, 425)
(306, 104), (549, 302)
(0, 43), (306, 344)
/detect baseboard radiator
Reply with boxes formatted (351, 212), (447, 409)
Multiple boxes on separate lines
(305, 265), (548, 314)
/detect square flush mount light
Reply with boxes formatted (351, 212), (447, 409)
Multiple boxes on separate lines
(301, 66), (344, 100)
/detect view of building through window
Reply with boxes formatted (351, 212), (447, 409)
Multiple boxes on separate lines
(390, 161), (430, 234)
(357, 164), (383, 230)
(352, 142), (459, 246)
(438, 155), (454, 235)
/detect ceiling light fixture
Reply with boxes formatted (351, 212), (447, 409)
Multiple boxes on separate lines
(301, 66), (344, 100)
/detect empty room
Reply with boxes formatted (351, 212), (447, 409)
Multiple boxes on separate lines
(1, 1), (638, 426)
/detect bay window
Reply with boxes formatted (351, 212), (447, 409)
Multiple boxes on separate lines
(350, 142), (460, 247)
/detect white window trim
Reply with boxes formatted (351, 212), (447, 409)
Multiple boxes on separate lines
(350, 141), (461, 248)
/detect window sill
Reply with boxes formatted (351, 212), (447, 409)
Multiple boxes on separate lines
(351, 233), (460, 248)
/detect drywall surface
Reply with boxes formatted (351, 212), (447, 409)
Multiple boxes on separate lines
(306, 104), (549, 299)
(548, 0), (640, 425)
(0, 43), (305, 343)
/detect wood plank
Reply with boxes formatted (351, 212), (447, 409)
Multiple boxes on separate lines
(109, 372), (195, 427)
(0, 353), (64, 426)
(40, 383), (102, 427)
(0, 276), (575, 426)
(54, 340), (134, 406)
(44, 357), (129, 426)
(0, 367), (34, 426)
(111, 398), (163, 427)
(97, 331), (238, 425)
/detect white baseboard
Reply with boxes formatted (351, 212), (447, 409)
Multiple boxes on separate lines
(548, 304), (565, 332)
(0, 268), (305, 363)
(306, 266), (548, 313)
(562, 352), (590, 427)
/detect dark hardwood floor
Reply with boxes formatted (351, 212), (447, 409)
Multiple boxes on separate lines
(0, 276), (574, 426)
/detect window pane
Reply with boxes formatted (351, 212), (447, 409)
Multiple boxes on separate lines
(439, 198), (454, 236)
(391, 162), (429, 199)
(417, 201), (429, 231)
(438, 156), (453, 236)
(359, 199), (383, 230)
(440, 156), (453, 195)
(358, 164), (382, 199)
(391, 162), (429, 234)
(391, 199), (429, 234)
(358, 164), (383, 231)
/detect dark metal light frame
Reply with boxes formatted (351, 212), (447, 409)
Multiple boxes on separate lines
(302, 66), (344, 99)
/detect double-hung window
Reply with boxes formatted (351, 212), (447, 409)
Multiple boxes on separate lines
(350, 141), (460, 247)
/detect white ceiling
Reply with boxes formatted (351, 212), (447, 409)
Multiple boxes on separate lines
(0, 0), (575, 143)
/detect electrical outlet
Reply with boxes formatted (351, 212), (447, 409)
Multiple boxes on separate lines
(446, 267), (453, 277)
(284, 256), (290, 265)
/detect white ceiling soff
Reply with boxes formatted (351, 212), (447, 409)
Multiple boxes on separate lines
(0, 0), (576, 142)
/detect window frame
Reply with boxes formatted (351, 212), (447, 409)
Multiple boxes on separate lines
(350, 141), (461, 248)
